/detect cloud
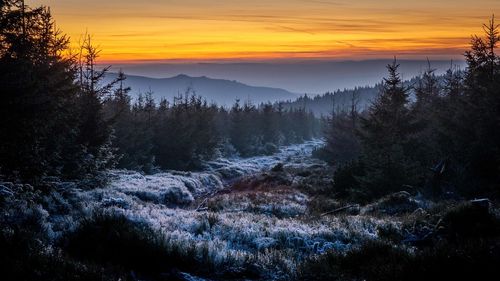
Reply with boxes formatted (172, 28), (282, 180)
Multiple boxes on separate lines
(44, 0), (500, 62)
(301, 0), (345, 6)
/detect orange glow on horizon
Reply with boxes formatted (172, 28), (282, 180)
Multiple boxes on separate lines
(27, 0), (500, 63)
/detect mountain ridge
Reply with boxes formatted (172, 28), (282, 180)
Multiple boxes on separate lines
(104, 73), (299, 106)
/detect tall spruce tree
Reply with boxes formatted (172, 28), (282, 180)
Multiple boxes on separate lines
(358, 59), (420, 197)
(322, 91), (361, 165)
(412, 64), (442, 167)
(0, 1), (80, 180)
(103, 71), (156, 172)
(459, 16), (500, 194)
(69, 34), (117, 178)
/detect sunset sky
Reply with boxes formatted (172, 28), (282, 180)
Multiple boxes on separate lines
(27, 0), (500, 63)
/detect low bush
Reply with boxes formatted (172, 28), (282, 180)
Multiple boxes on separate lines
(361, 191), (420, 216)
(65, 212), (199, 278)
(439, 201), (499, 239)
(0, 192), (123, 281)
(331, 160), (367, 202)
(299, 202), (500, 281)
(64, 212), (260, 280)
(298, 239), (500, 281)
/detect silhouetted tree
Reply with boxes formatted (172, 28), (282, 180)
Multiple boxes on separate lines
(321, 91), (361, 165)
(357, 59), (421, 196)
(0, 1), (80, 180)
(69, 34), (117, 177)
(457, 16), (500, 194)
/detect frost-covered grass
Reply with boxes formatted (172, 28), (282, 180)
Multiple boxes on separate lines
(12, 139), (495, 280)
(10, 138), (450, 281)
(64, 193), (398, 279)
(70, 182), (401, 277)
(2, 139), (500, 280)
(99, 140), (325, 207)
(204, 139), (325, 179)
(0, 140), (383, 279)
(106, 170), (224, 205)
(53, 140), (402, 279)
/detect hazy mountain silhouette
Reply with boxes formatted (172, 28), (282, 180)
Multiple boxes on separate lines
(104, 73), (298, 106)
(107, 59), (466, 94)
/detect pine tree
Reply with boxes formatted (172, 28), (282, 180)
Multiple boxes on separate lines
(103, 71), (155, 173)
(457, 16), (500, 194)
(229, 100), (254, 156)
(411, 63), (442, 166)
(322, 91), (361, 165)
(0, 1), (79, 180)
(358, 59), (420, 197)
(152, 91), (218, 170)
(70, 34), (117, 177)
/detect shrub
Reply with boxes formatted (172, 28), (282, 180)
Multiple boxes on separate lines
(65, 212), (183, 276)
(331, 160), (366, 201)
(440, 201), (499, 240)
(298, 239), (500, 281)
(299, 202), (500, 281)
(0, 192), (123, 281)
(64, 212), (258, 280)
(361, 191), (420, 216)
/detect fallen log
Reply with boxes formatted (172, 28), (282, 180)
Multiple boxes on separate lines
(321, 204), (358, 216)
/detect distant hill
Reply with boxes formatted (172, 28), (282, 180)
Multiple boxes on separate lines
(108, 59), (466, 94)
(103, 73), (298, 106)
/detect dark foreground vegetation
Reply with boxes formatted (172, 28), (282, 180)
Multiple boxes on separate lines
(299, 200), (500, 281)
(1, 1), (500, 281)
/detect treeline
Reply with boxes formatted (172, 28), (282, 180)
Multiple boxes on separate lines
(317, 18), (500, 201)
(280, 76), (427, 118)
(105, 84), (319, 172)
(279, 86), (380, 117)
(0, 2), (319, 181)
